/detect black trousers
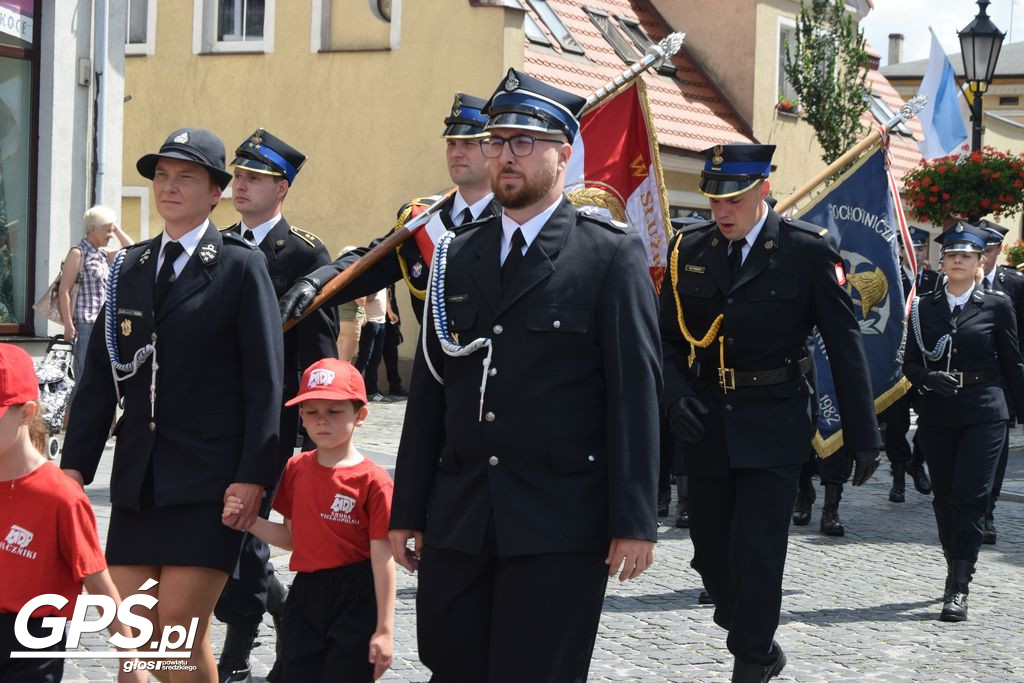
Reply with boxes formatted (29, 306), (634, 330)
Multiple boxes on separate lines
(279, 562), (376, 683)
(0, 614), (66, 683)
(689, 464), (802, 665)
(881, 393), (912, 465)
(990, 422), (1011, 501)
(917, 421), (1004, 562)
(417, 545), (608, 683)
(215, 492), (276, 625)
(382, 320), (403, 392)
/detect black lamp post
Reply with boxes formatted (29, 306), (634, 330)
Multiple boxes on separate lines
(958, 0), (1005, 152)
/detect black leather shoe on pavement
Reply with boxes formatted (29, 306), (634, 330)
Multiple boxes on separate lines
(982, 515), (997, 545)
(907, 460), (931, 495)
(819, 484), (845, 536)
(731, 643), (786, 682)
(792, 484), (815, 526)
(889, 461), (906, 503)
(217, 622), (257, 683)
(698, 589), (714, 604)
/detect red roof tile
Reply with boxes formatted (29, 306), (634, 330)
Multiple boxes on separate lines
(523, 0), (755, 153)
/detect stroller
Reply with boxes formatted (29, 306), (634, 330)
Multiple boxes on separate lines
(33, 335), (75, 460)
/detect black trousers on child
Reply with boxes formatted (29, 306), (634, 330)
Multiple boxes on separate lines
(279, 561), (376, 683)
(0, 614), (66, 683)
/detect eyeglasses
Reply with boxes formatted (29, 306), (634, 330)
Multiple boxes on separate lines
(479, 134), (565, 158)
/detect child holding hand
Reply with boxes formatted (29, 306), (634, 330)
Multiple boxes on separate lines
(223, 358), (395, 681)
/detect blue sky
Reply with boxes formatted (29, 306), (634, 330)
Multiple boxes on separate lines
(863, 0), (1021, 66)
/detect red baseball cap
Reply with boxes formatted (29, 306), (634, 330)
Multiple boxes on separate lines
(285, 358), (367, 406)
(0, 344), (39, 418)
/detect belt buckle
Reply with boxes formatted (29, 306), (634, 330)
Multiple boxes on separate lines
(952, 371), (964, 388)
(718, 367), (736, 392)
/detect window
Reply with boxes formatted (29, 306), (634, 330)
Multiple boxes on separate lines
(777, 22), (799, 105)
(125, 0), (156, 55)
(193, 0), (275, 53)
(311, 0), (402, 52)
(865, 94), (912, 136)
(583, 8), (639, 65)
(616, 17), (676, 76)
(524, 13), (551, 47)
(526, 0), (584, 56)
(999, 96), (1019, 106)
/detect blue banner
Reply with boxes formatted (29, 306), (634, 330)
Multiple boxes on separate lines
(796, 149), (907, 456)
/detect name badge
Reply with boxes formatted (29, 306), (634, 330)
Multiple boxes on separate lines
(684, 265), (706, 274)
(117, 308), (144, 317)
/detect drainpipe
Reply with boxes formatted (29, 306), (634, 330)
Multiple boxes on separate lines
(93, 0), (109, 205)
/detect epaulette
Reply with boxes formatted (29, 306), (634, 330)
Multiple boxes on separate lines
(124, 239), (150, 251)
(222, 231), (258, 249)
(781, 217), (829, 238)
(679, 219), (715, 234)
(289, 226), (323, 248)
(452, 214), (492, 236)
(576, 205), (627, 233)
(396, 194), (446, 220)
(218, 223), (238, 233)
(999, 264), (1024, 278)
(984, 288), (1007, 298)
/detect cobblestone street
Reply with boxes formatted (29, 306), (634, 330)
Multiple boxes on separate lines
(60, 400), (1024, 682)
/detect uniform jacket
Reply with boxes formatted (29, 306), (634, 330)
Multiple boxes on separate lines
(904, 286), (1024, 427)
(309, 194), (502, 323)
(62, 224), (284, 510)
(990, 264), (1024, 348)
(390, 198), (662, 556)
(660, 209), (880, 477)
(903, 268), (939, 297)
(225, 218), (338, 461)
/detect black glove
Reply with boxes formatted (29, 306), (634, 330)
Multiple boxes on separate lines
(279, 276), (322, 325)
(850, 449), (881, 486)
(924, 371), (959, 397)
(668, 396), (709, 443)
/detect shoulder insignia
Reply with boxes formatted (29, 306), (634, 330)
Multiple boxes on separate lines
(576, 205), (627, 233)
(198, 242), (219, 264)
(452, 214), (493, 236)
(782, 217), (828, 238)
(218, 223), (239, 233)
(289, 226), (323, 248)
(987, 289), (1007, 298)
(222, 231), (258, 249)
(679, 219), (715, 234)
(125, 240), (150, 251)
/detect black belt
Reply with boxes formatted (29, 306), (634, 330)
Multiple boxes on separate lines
(695, 356), (812, 391)
(951, 369), (995, 386)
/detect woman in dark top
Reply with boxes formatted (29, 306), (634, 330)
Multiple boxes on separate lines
(904, 220), (1024, 622)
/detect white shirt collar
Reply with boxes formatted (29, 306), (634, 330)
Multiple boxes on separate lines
(729, 203), (769, 264)
(945, 284), (975, 312)
(500, 196), (563, 263)
(156, 219), (208, 278)
(450, 192), (494, 226)
(240, 213), (282, 246)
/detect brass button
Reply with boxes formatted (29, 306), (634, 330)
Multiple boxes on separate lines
(488, 456), (499, 466)
(553, 320), (561, 329)
(484, 411), (495, 422)
(148, 422), (156, 431)
(493, 324), (504, 335)
(725, 404), (733, 412)
(488, 367), (497, 377)
(726, 298), (733, 306)
(587, 454), (596, 462)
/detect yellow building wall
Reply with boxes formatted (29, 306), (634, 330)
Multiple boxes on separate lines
(122, 2), (524, 255)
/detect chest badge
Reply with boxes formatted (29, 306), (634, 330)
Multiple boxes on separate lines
(199, 243), (218, 264)
(120, 319), (133, 337)
(411, 262), (424, 279)
(684, 264), (706, 274)
(138, 247), (151, 267)
(764, 239), (774, 250)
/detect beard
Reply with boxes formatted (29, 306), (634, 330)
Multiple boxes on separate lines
(491, 162), (557, 209)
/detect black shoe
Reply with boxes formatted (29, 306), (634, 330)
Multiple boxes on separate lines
(940, 592), (968, 622)
(982, 516), (997, 545)
(819, 484), (845, 536)
(388, 386), (408, 396)
(940, 559), (973, 622)
(218, 663), (253, 683)
(218, 622), (258, 683)
(889, 461), (906, 502)
(731, 643), (786, 682)
(698, 589), (714, 604)
(657, 488), (671, 518)
(908, 460), (931, 495)
(675, 476), (690, 528)
(675, 509), (690, 528)
(368, 392), (391, 403)
(792, 484), (816, 526)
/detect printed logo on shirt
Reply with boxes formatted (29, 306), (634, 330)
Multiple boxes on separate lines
(308, 369), (335, 388)
(1, 524), (37, 559)
(321, 493), (361, 525)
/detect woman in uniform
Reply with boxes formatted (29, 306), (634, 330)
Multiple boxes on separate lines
(904, 220), (1024, 622)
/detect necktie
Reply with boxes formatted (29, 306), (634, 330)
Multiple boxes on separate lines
(154, 241), (185, 314)
(242, 229), (257, 246)
(951, 303), (962, 318)
(458, 207), (473, 227)
(983, 278), (992, 291)
(501, 229), (526, 289)
(728, 240), (744, 283)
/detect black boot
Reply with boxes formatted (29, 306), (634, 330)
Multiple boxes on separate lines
(940, 559), (973, 622)
(675, 476), (690, 528)
(698, 588), (714, 604)
(265, 571), (288, 683)
(217, 622), (258, 683)
(731, 642), (786, 682)
(941, 551), (955, 602)
(907, 455), (931, 495)
(889, 461), (906, 503)
(819, 484), (845, 537)
(982, 497), (997, 545)
(792, 481), (816, 526)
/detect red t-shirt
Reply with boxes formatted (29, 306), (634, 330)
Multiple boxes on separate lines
(0, 462), (107, 617)
(273, 451), (393, 573)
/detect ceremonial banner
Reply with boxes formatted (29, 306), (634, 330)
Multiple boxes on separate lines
(565, 78), (673, 290)
(794, 148), (910, 456)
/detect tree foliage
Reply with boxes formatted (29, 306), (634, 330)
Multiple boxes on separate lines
(783, 0), (870, 164)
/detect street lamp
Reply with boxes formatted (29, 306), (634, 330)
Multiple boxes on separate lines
(958, 0), (1005, 152)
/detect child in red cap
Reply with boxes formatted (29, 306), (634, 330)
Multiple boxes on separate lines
(0, 344), (146, 682)
(222, 358), (395, 681)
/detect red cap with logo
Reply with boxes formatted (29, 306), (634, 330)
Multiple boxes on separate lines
(285, 358), (367, 407)
(0, 344), (39, 419)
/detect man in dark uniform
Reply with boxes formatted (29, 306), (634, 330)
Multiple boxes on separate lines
(661, 143), (881, 682)
(279, 93), (501, 326)
(880, 226), (940, 505)
(388, 69), (661, 682)
(214, 129), (339, 682)
(979, 219), (1024, 544)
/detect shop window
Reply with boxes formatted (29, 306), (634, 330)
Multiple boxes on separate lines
(0, 57), (34, 327)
